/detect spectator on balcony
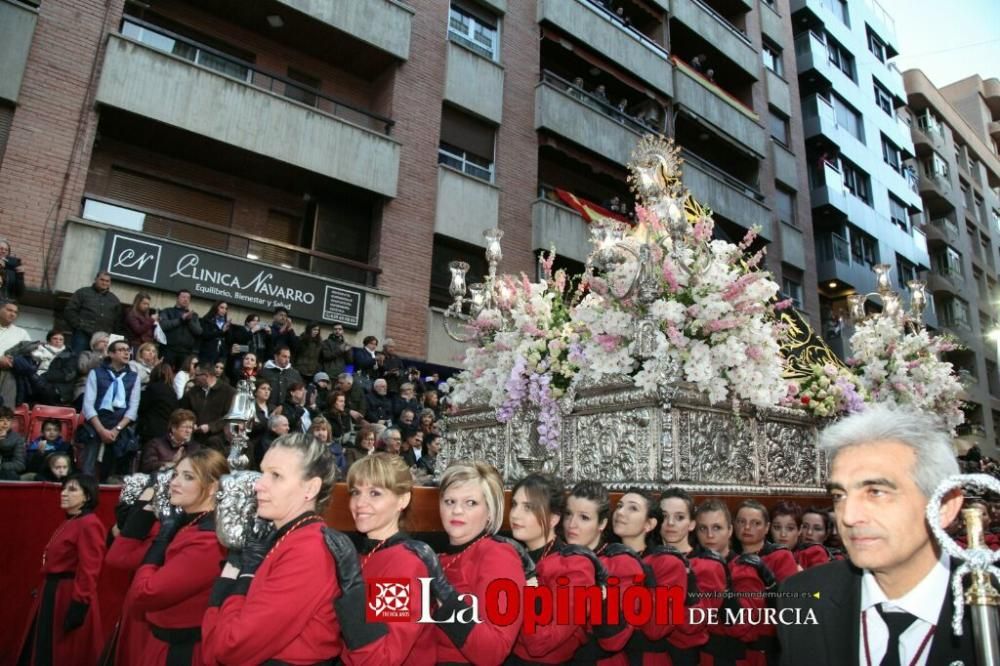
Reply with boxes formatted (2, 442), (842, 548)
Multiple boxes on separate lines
(0, 239), (25, 301)
(64, 271), (121, 354)
(593, 84), (609, 106)
(295, 322), (323, 383)
(259, 345), (303, 407)
(269, 307), (298, 358)
(199, 300), (231, 365)
(124, 292), (157, 349)
(319, 322), (350, 378)
(690, 53), (708, 73)
(159, 289), (202, 369)
(364, 378), (394, 425)
(180, 361), (237, 452)
(568, 76), (587, 102)
(705, 68), (716, 83)
(615, 97), (629, 123)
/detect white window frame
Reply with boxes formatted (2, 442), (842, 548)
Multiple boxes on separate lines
(438, 144), (495, 183)
(448, 4), (499, 62)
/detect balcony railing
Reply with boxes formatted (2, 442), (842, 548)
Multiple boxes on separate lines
(680, 148), (764, 202)
(82, 196), (381, 287)
(120, 17), (395, 135)
(816, 232), (850, 263)
(541, 70), (664, 136)
(930, 217), (960, 240)
(579, 0), (668, 56)
(689, 0), (752, 46)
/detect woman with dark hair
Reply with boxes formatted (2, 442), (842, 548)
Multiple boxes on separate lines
(124, 292), (156, 349)
(18, 474), (106, 665)
(564, 480), (639, 664)
(428, 461), (527, 664)
(796, 506), (844, 568)
(509, 473), (604, 663)
(173, 355), (198, 399)
(224, 315), (269, 379)
(346, 453), (435, 663)
(113, 449), (229, 664)
(295, 322), (323, 383)
(769, 500), (802, 550)
(344, 426), (376, 468)
(202, 433), (386, 664)
(325, 392), (353, 441)
(199, 301), (230, 365)
(137, 363), (180, 443)
(227, 352), (259, 388)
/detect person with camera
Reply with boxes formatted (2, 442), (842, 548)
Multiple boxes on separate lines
(318, 322), (350, 378)
(380, 338), (404, 394)
(0, 239), (26, 300)
(268, 307), (298, 359)
(64, 271), (121, 355)
(159, 290), (202, 370)
(198, 301), (230, 365)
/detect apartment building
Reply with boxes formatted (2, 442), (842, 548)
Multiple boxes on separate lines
(903, 70), (1000, 449)
(0, 0), (815, 365)
(789, 0), (927, 358)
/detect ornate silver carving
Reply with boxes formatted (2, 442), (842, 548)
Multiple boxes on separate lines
(216, 471), (263, 550)
(442, 379), (826, 493)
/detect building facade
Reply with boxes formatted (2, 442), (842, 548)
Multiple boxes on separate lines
(903, 70), (1000, 450)
(0, 0), (814, 365)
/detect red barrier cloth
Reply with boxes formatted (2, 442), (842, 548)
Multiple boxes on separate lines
(0, 482), (130, 665)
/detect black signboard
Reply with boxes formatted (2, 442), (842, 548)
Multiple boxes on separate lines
(101, 231), (366, 328)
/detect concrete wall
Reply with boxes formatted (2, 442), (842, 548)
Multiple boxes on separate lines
(532, 199), (591, 264)
(444, 41), (504, 123)
(779, 222), (806, 269)
(96, 35), (401, 197)
(0, 0), (37, 104)
(434, 166), (501, 247)
(537, 0), (672, 97)
(772, 140), (797, 187)
(425, 308), (474, 367)
(759, 3), (785, 46)
(765, 69), (791, 116)
(670, 0), (758, 79)
(535, 81), (643, 167)
(478, 0), (507, 13)
(682, 157), (772, 238)
(275, 0), (412, 60)
(673, 67), (766, 157)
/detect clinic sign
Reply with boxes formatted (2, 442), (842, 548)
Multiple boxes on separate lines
(101, 231), (366, 328)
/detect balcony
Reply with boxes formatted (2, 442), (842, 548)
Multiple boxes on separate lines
(989, 119), (1000, 143)
(434, 166), (500, 248)
(760, 3), (784, 46)
(917, 166), (952, 210)
(810, 162), (849, 217)
(925, 217), (960, 245)
(814, 233), (877, 293)
(781, 222), (807, 270)
(96, 27), (400, 198)
(534, 73), (659, 167)
(766, 69), (791, 116)
(681, 150), (771, 238)
(274, 0), (413, 61)
(801, 94), (848, 150)
(772, 141), (797, 186)
(532, 197), (592, 264)
(444, 40), (504, 124)
(672, 59), (766, 158)
(911, 116), (946, 154)
(0, 0), (38, 104)
(927, 269), (964, 296)
(793, 31), (834, 88)
(669, 0), (758, 78)
(537, 0), (672, 97)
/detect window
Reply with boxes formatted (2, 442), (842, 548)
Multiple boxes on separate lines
(826, 35), (856, 81)
(448, 1), (499, 61)
(923, 152), (949, 179)
(849, 225), (878, 267)
(775, 185), (796, 226)
(973, 194), (984, 222)
(821, 0), (849, 25)
(917, 109), (943, 138)
(992, 208), (1000, 232)
(831, 94), (863, 142)
(438, 106), (496, 182)
(881, 135), (901, 173)
(889, 195), (908, 231)
(762, 42), (783, 76)
(121, 18), (252, 82)
(782, 277), (803, 309)
(932, 246), (963, 280)
(873, 79), (893, 115)
(896, 254), (917, 287)
(866, 26), (886, 63)
(769, 109), (789, 145)
(841, 159), (872, 204)
(939, 296), (970, 328)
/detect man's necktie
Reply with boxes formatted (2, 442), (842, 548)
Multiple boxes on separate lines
(875, 603), (918, 666)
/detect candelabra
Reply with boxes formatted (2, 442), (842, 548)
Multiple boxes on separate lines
(846, 264), (927, 332)
(222, 380), (256, 470)
(443, 228), (512, 343)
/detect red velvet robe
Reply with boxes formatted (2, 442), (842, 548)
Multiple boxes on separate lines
(104, 521), (160, 665)
(18, 511), (106, 666)
(596, 544), (645, 666)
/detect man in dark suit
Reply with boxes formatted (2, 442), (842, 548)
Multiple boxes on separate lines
(180, 361), (237, 452)
(778, 405), (975, 666)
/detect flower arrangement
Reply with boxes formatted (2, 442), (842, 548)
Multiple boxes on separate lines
(782, 363), (866, 418)
(847, 316), (965, 431)
(448, 252), (582, 450)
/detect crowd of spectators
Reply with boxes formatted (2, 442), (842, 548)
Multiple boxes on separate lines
(0, 271), (449, 485)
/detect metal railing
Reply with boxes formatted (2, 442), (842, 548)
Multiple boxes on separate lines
(120, 17), (395, 135)
(690, 0), (752, 46)
(816, 232), (850, 263)
(540, 70), (664, 136)
(81, 195), (381, 287)
(578, 0), (669, 57)
(680, 148), (764, 202)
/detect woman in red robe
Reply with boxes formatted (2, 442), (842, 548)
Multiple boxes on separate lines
(113, 449), (229, 664)
(428, 461), (528, 664)
(19, 473), (106, 666)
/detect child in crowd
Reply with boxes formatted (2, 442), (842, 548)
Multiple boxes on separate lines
(38, 451), (72, 481)
(26, 419), (71, 476)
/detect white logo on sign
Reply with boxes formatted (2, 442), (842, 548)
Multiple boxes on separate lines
(368, 581), (410, 617)
(107, 235), (162, 284)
